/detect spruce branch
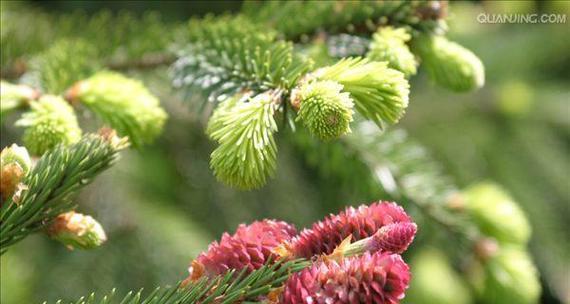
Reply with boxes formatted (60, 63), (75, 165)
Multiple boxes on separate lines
(243, 0), (447, 41)
(25, 38), (101, 94)
(1, 3), (181, 79)
(52, 259), (310, 304)
(344, 123), (477, 239)
(325, 34), (371, 60)
(171, 16), (312, 112)
(290, 122), (478, 241)
(0, 131), (127, 253)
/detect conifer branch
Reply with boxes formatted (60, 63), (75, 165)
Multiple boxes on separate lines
(344, 124), (479, 240)
(290, 122), (479, 241)
(52, 259), (310, 304)
(106, 53), (177, 71)
(172, 16), (312, 111)
(243, 0), (448, 41)
(1, 52), (176, 80)
(1, 3), (181, 80)
(0, 131), (127, 253)
(25, 38), (100, 94)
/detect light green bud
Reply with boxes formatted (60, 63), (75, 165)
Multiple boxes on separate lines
(367, 27), (418, 77)
(69, 71), (167, 147)
(47, 211), (107, 250)
(404, 248), (472, 304)
(0, 144), (32, 202)
(1, 144), (31, 174)
(208, 92), (278, 190)
(463, 182), (531, 245)
(293, 80), (354, 141)
(315, 57), (409, 127)
(470, 247), (541, 304)
(0, 81), (39, 118)
(414, 35), (484, 92)
(16, 95), (82, 155)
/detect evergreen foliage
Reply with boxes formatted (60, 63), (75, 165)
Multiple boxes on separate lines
(208, 92), (279, 189)
(0, 1), (555, 303)
(293, 80), (354, 141)
(1, 2), (179, 76)
(172, 17), (311, 110)
(54, 259), (309, 304)
(313, 58), (410, 127)
(16, 95), (82, 155)
(68, 71), (168, 147)
(413, 34), (485, 92)
(25, 38), (99, 94)
(0, 81), (38, 118)
(367, 26), (418, 77)
(0, 132), (127, 253)
(243, 0), (446, 40)
(463, 183), (531, 245)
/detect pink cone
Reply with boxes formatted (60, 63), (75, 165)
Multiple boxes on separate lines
(189, 219), (296, 279)
(281, 252), (411, 304)
(279, 202), (413, 258)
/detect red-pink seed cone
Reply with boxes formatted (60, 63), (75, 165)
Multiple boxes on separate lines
(370, 222), (417, 254)
(188, 219), (297, 280)
(277, 202), (413, 259)
(281, 252), (411, 304)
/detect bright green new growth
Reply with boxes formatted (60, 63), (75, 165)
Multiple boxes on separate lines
(294, 80), (354, 141)
(413, 35), (485, 92)
(72, 71), (167, 147)
(314, 57), (410, 128)
(463, 182), (531, 245)
(0, 144), (31, 175)
(0, 81), (38, 118)
(205, 92), (248, 137)
(405, 249), (472, 304)
(208, 92), (279, 190)
(367, 27), (418, 78)
(0, 132), (126, 253)
(471, 247), (541, 304)
(16, 95), (82, 155)
(0, 144), (32, 202)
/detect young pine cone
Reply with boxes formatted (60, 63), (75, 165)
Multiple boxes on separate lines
(277, 202), (414, 259)
(281, 252), (411, 304)
(188, 219), (297, 280)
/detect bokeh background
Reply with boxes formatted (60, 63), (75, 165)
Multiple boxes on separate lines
(1, 1), (568, 303)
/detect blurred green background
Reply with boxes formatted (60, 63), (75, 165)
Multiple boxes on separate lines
(0, 1), (568, 303)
